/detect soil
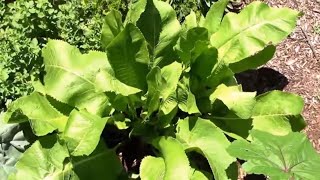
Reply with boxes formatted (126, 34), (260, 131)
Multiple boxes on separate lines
(242, 0), (320, 151)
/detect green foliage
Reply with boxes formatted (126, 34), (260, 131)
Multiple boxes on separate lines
(2, 0), (318, 179)
(164, 0), (202, 22)
(0, 0), (128, 112)
(9, 136), (124, 180)
(228, 130), (320, 179)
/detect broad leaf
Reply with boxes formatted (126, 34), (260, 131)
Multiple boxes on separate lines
(124, 0), (147, 24)
(176, 117), (236, 180)
(152, 137), (190, 180)
(228, 130), (320, 179)
(139, 157), (214, 180)
(209, 113), (253, 140)
(210, 91), (306, 139)
(146, 62), (182, 116)
(159, 92), (178, 116)
(190, 47), (218, 95)
(71, 140), (124, 180)
(157, 104), (178, 128)
(211, 2), (299, 64)
(252, 91), (306, 136)
(137, 0), (161, 55)
(229, 45), (276, 73)
(175, 27), (209, 65)
(182, 11), (198, 31)
(10, 135), (70, 180)
(202, 0), (229, 35)
(190, 169), (212, 180)
(177, 76), (200, 114)
(210, 84), (256, 119)
(42, 40), (110, 116)
(189, 47), (234, 114)
(127, 0), (181, 67)
(146, 67), (162, 115)
(101, 10), (124, 49)
(95, 68), (142, 96)
(140, 156), (165, 180)
(106, 23), (149, 91)
(158, 62), (182, 100)
(4, 92), (68, 136)
(62, 110), (108, 156)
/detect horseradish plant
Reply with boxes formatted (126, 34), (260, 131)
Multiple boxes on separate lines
(2, 0), (320, 179)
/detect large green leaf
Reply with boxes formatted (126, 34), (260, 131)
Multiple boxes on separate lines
(62, 110), (108, 156)
(95, 68), (142, 96)
(190, 47), (234, 95)
(9, 136), (123, 180)
(190, 47), (218, 95)
(4, 92), (68, 136)
(140, 156), (165, 180)
(42, 40), (110, 116)
(176, 117), (236, 180)
(209, 113), (253, 140)
(252, 91), (306, 136)
(181, 11), (198, 31)
(158, 62), (182, 100)
(9, 135), (70, 180)
(140, 156), (211, 180)
(124, 0), (147, 25)
(189, 47), (234, 114)
(210, 91), (306, 140)
(146, 67), (162, 115)
(71, 140), (124, 180)
(177, 76), (200, 114)
(152, 137), (190, 180)
(137, 0), (161, 55)
(146, 62), (182, 116)
(101, 9), (124, 49)
(229, 45), (276, 73)
(175, 27), (209, 65)
(175, 12), (207, 66)
(211, 2), (299, 64)
(106, 23), (149, 91)
(202, 0), (229, 35)
(228, 130), (320, 179)
(159, 92), (178, 116)
(126, 0), (181, 67)
(210, 84), (256, 119)
(190, 169), (212, 180)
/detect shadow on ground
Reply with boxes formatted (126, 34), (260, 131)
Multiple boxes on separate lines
(235, 67), (289, 95)
(244, 174), (267, 180)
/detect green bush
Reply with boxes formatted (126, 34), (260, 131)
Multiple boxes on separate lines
(0, 0), (128, 111)
(164, 0), (201, 21)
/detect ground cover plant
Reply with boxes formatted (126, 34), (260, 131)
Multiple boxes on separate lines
(1, 0), (320, 179)
(0, 0), (129, 112)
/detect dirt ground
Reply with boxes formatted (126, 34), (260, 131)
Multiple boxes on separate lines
(244, 0), (320, 150)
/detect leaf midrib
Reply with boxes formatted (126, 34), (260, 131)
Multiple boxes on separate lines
(47, 65), (95, 87)
(214, 18), (288, 50)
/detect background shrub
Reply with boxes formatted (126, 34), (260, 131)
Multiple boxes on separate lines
(0, 0), (129, 111)
(0, 0), (218, 112)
